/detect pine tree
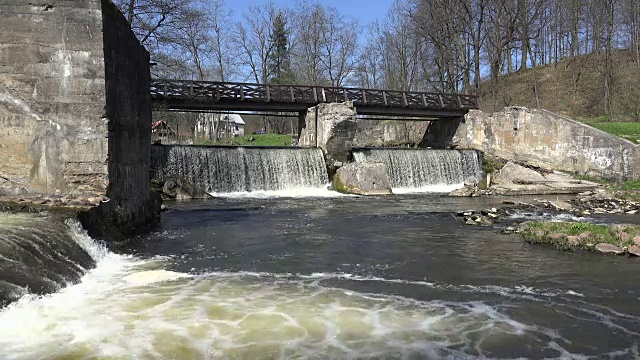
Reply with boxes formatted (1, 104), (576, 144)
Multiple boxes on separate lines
(268, 12), (292, 84)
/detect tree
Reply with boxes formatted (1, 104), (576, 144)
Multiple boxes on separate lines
(268, 11), (292, 84)
(233, 2), (278, 83)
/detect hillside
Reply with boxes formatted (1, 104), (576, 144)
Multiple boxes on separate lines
(478, 51), (640, 144)
(479, 51), (640, 123)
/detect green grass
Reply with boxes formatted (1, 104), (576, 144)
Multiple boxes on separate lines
(520, 221), (638, 251)
(196, 134), (293, 147)
(577, 117), (640, 144)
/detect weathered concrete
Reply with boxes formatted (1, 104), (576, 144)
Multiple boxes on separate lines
(299, 102), (358, 165)
(425, 107), (640, 181)
(0, 0), (159, 234)
(333, 162), (392, 195)
(490, 162), (600, 195)
(353, 120), (430, 148)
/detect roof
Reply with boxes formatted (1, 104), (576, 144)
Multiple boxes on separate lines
(222, 114), (245, 125)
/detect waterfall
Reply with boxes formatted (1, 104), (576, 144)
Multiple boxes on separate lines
(352, 148), (483, 192)
(0, 213), (98, 307)
(151, 145), (329, 194)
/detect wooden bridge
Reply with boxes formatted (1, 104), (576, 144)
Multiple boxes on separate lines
(150, 80), (479, 118)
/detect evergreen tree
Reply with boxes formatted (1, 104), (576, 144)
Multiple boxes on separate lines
(268, 12), (292, 84)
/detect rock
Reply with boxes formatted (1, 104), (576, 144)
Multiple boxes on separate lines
(503, 200), (516, 205)
(333, 162), (392, 196)
(503, 226), (518, 234)
(487, 213), (498, 219)
(160, 204), (167, 211)
(493, 162), (547, 185)
(465, 218), (476, 225)
(628, 245), (640, 257)
(449, 185), (480, 197)
(618, 232), (631, 242)
(578, 191), (594, 197)
(467, 215), (491, 226)
(548, 233), (567, 240)
(566, 236), (581, 246)
(626, 210), (638, 214)
(595, 243), (625, 255)
(633, 236), (640, 246)
(162, 178), (211, 200)
(549, 200), (573, 211)
(579, 232), (592, 240)
(457, 210), (474, 216)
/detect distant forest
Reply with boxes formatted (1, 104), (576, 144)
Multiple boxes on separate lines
(118, 0), (640, 120)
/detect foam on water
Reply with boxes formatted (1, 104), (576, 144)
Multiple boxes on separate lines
(209, 185), (347, 199)
(1, 222), (635, 359)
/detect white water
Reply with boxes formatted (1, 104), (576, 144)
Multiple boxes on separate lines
(353, 149), (483, 193)
(0, 220), (551, 359)
(208, 184), (348, 199)
(151, 146), (329, 194)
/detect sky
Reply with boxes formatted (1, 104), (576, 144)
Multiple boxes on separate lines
(226, 0), (394, 28)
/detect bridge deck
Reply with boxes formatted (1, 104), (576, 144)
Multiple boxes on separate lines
(150, 80), (479, 118)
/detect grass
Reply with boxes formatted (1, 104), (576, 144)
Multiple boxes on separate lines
(578, 117), (640, 144)
(520, 221), (638, 251)
(196, 134), (293, 147)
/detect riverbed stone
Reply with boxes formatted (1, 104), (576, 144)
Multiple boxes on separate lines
(628, 245), (640, 257)
(566, 236), (581, 246)
(449, 185), (480, 197)
(633, 236), (640, 246)
(162, 178), (211, 200)
(595, 243), (625, 255)
(549, 200), (573, 211)
(333, 163), (392, 196)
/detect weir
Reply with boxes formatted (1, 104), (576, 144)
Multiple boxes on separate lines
(150, 145), (329, 194)
(352, 148), (483, 192)
(0, 213), (96, 307)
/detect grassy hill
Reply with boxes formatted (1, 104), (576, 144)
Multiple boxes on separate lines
(479, 50), (640, 143)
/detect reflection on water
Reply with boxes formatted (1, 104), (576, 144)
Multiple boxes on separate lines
(1, 195), (640, 359)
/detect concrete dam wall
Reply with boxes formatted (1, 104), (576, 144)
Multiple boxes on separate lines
(0, 0), (159, 232)
(425, 108), (640, 181)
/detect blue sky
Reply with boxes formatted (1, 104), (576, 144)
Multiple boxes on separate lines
(226, 0), (394, 27)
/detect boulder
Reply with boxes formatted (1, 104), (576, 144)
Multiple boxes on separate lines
(549, 200), (573, 211)
(162, 178), (211, 200)
(493, 162), (547, 185)
(628, 245), (640, 257)
(633, 236), (640, 246)
(566, 236), (581, 246)
(449, 185), (480, 197)
(594, 243), (625, 255)
(333, 162), (392, 196)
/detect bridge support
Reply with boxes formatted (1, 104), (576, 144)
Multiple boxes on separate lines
(0, 0), (159, 237)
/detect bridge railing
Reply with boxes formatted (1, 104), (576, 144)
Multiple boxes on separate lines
(150, 79), (480, 111)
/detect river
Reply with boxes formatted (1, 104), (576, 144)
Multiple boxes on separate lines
(1, 194), (639, 359)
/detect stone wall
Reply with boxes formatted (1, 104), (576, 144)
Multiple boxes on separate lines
(299, 102), (358, 163)
(353, 120), (430, 147)
(0, 0), (159, 232)
(0, 0), (107, 194)
(427, 107), (640, 180)
(101, 0), (159, 231)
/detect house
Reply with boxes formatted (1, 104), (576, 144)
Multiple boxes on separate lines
(151, 120), (176, 143)
(195, 113), (245, 138)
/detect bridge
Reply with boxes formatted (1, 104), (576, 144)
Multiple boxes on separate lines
(150, 79), (479, 118)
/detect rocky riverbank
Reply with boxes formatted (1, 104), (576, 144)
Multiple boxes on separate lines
(455, 187), (640, 258)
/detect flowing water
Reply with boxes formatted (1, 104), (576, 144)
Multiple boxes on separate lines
(1, 195), (640, 359)
(353, 149), (483, 193)
(150, 145), (329, 194)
